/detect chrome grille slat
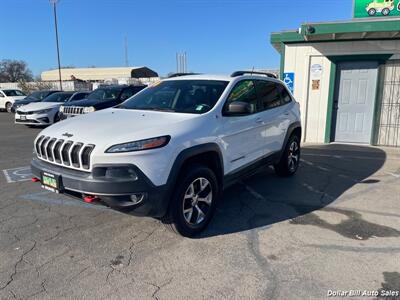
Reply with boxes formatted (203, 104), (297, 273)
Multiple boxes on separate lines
(35, 136), (95, 171)
(71, 143), (83, 168)
(46, 138), (57, 161)
(35, 136), (45, 157)
(63, 106), (85, 116)
(41, 137), (50, 159)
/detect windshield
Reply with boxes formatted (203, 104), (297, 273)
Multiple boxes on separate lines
(118, 80), (228, 114)
(28, 91), (51, 100)
(87, 87), (123, 101)
(4, 90), (26, 97)
(42, 92), (73, 103)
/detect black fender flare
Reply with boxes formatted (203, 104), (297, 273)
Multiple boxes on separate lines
(279, 122), (302, 160)
(161, 143), (224, 209)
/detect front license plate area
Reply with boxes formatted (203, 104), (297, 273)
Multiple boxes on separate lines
(20, 116), (26, 120)
(41, 172), (62, 193)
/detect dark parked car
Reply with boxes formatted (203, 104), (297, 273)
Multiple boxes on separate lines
(11, 90), (60, 113)
(59, 85), (146, 119)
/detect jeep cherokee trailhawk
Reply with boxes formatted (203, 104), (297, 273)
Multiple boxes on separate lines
(31, 71), (301, 237)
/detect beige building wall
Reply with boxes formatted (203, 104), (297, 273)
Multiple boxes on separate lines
(284, 39), (400, 143)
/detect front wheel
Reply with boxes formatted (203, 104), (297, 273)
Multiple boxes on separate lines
(5, 102), (12, 113)
(274, 134), (300, 177)
(54, 112), (61, 123)
(162, 165), (219, 237)
(368, 8), (376, 16)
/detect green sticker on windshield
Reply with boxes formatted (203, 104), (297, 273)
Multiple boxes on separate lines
(196, 105), (203, 111)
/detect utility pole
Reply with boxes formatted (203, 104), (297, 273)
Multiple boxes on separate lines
(124, 36), (129, 67)
(50, 0), (62, 90)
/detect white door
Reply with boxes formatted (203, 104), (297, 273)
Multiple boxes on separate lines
(220, 80), (264, 174)
(0, 91), (6, 109)
(254, 80), (291, 155)
(334, 61), (378, 144)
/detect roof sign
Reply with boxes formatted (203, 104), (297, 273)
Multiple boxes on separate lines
(354, 0), (400, 18)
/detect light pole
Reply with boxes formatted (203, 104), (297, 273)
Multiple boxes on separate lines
(50, 0), (62, 90)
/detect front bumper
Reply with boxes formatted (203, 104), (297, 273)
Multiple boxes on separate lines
(31, 157), (169, 217)
(15, 112), (51, 125)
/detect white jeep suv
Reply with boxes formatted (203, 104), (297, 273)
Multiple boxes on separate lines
(31, 71), (301, 237)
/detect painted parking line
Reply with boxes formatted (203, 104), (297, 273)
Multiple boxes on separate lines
(19, 191), (108, 211)
(2, 166), (32, 183)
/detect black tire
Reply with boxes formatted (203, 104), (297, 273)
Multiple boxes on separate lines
(162, 164), (219, 237)
(274, 134), (300, 177)
(368, 8), (376, 16)
(5, 102), (12, 113)
(381, 8), (390, 15)
(54, 112), (61, 123)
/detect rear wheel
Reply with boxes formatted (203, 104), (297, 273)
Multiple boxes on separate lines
(381, 8), (390, 15)
(274, 134), (300, 177)
(162, 164), (219, 237)
(5, 102), (12, 113)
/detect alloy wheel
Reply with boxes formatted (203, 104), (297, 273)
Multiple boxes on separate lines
(288, 140), (300, 172)
(182, 177), (213, 225)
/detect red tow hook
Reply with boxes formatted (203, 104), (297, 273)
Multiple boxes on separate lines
(31, 177), (40, 183)
(83, 195), (99, 203)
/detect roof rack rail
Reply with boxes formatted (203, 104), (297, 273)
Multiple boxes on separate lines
(230, 71), (278, 79)
(168, 73), (200, 78)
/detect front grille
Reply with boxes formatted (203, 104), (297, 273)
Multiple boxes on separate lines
(62, 106), (85, 115)
(17, 110), (34, 115)
(35, 135), (95, 171)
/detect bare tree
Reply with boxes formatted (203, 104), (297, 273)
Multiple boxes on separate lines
(0, 59), (33, 82)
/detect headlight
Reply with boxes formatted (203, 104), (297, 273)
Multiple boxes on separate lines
(34, 108), (54, 114)
(105, 136), (170, 153)
(59, 106), (64, 113)
(83, 106), (96, 114)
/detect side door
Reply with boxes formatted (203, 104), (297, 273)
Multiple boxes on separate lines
(0, 91), (6, 108)
(219, 80), (264, 174)
(255, 80), (292, 155)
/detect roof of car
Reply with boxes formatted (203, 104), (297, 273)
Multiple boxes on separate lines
(163, 74), (282, 83)
(164, 74), (233, 82)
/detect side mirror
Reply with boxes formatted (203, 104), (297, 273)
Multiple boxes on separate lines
(224, 101), (252, 116)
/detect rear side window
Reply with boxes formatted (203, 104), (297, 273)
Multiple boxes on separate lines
(279, 85), (292, 104)
(255, 81), (292, 111)
(226, 80), (258, 114)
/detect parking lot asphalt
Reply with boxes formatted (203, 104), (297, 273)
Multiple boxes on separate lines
(0, 112), (399, 300)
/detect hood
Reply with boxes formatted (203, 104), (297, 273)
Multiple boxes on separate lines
(62, 98), (108, 107)
(19, 102), (61, 112)
(39, 108), (200, 147)
(15, 98), (41, 105)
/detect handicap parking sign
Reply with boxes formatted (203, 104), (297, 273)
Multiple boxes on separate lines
(283, 72), (294, 94)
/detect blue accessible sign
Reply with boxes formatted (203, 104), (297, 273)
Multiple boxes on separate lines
(283, 72), (295, 94)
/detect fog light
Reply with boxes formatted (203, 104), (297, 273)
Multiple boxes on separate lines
(130, 193), (145, 205)
(105, 167), (138, 180)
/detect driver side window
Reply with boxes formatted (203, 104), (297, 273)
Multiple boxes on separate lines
(225, 80), (258, 114)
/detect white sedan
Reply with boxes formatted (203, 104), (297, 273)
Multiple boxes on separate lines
(0, 89), (27, 112)
(15, 91), (88, 126)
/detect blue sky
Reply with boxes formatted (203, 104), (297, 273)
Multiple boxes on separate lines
(0, 0), (352, 77)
